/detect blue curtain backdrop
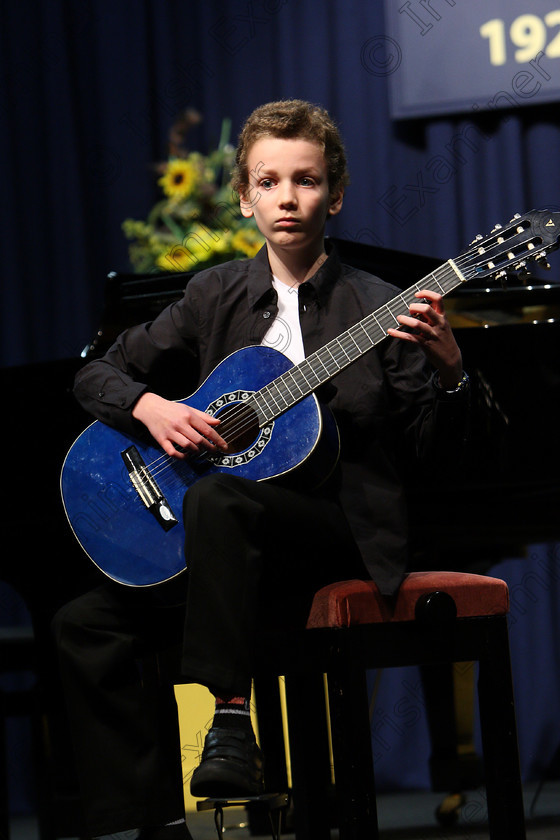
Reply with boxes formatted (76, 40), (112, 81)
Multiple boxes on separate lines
(2, 0), (560, 366)
(2, 0), (560, 813)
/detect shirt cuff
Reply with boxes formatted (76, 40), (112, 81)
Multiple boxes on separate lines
(432, 370), (470, 399)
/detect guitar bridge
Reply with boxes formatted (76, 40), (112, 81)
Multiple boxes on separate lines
(121, 446), (179, 532)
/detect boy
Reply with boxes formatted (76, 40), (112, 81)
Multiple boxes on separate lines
(54, 100), (468, 839)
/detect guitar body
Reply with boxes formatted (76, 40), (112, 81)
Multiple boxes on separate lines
(61, 346), (340, 587)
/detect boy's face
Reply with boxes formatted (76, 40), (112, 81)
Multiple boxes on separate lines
(239, 136), (343, 255)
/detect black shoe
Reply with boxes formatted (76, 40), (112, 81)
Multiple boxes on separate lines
(190, 727), (265, 798)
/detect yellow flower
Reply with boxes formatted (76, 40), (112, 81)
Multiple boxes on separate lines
(156, 224), (231, 272)
(158, 158), (199, 201)
(231, 227), (265, 258)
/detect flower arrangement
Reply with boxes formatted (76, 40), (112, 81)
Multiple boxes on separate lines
(122, 110), (264, 274)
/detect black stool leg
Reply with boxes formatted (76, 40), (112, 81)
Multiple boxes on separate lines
(284, 671), (332, 840)
(477, 616), (526, 840)
(327, 647), (379, 840)
(253, 675), (289, 794)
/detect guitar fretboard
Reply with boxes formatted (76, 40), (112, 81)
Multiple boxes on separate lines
(251, 258), (468, 425)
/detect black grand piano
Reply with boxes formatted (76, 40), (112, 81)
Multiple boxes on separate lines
(3, 236), (560, 837)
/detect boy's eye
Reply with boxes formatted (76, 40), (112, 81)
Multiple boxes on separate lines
(299, 177), (315, 186)
(260, 178), (275, 189)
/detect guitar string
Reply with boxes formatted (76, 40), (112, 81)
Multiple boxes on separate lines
(139, 281), (452, 488)
(139, 253), (482, 488)
(135, 237), (537, 492)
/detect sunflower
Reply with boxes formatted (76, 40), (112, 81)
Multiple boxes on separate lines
(156, 224), (230, 272)
(123, 116), (266, 273)
(231, 227), (265, 258)
(158, 157), (199, 201)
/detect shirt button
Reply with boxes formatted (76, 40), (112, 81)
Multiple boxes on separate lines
(262, 311), (271, 319)
(98, 391), (105, 398)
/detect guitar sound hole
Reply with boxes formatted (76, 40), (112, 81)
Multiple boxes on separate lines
(217, 402), (260, 454)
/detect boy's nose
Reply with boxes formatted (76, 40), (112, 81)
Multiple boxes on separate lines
(278, 182), (297, 206)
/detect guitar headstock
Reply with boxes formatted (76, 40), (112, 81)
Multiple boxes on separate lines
(460, 209), (560, 284)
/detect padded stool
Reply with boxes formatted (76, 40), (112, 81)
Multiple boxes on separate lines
(256, 571), (526, 840)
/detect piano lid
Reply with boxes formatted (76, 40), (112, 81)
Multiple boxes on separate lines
(84, 237), (560, 359)
(328, 237), (560, 329)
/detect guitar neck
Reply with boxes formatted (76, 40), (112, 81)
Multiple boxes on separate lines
(251, 258), (468, 425)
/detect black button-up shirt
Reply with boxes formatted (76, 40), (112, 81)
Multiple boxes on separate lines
(74, 245), (468, 594)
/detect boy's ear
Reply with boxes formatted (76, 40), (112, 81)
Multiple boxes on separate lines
(328, 190), (344, 217)
(239, 188), (256, 219)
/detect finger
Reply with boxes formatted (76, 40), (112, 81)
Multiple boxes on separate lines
(387, 327), (416, 343)
(158, 422), (220, 458)
(415, 289), (444, 314)
(189, 414), (228, 451)
(176, 426), (222, 454)
(395, 313), (433, 337)
(161, 436), (192, 459)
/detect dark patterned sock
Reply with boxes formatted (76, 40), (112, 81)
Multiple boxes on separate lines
(212, 695), (253, 732)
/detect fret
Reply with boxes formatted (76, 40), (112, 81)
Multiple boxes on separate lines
(376, 308), (396, 333)
(325, 344), (343, 369)
(314, 346), (339, 378)
(339, 333), (362, 361)
(403, 285), (422, 305)
(283, 368), (307, 399)
(253, 257), (468, 428)
(371, 313), (387, 337)
(264, 383), (291, 415)
(293, 368), (315, 397)
(297, 359), (323, 389)
(346, 327), (370, 354)
(304, 351), (329, 381)
(262, 383), (289, 414)
(386, 297), (406, 324)
(335, 337), (353, 364)
(251, 391), (274, 423)
(274, 376), (297, 404)
(429, 272), (446, 295)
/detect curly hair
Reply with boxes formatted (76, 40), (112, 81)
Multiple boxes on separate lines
(231, 99), (349, 200)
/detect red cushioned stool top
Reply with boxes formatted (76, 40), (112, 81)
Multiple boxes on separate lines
(306, 572), (509, 630)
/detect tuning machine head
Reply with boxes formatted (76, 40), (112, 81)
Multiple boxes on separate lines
(514, 260), (532, 283)
(494, 268), (508, 288)
(536, 252), (551, 270)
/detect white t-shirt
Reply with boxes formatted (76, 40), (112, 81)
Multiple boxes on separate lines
(261, 276), (305, 364)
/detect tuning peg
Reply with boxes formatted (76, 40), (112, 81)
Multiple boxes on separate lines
(470, 233), (484, 246)
(536, 252), (551, 269)
(495, 268), (508, 288)
(514, 261), (532, 282)
(510, 213), (521, 221)
(491, 223), (503, 233)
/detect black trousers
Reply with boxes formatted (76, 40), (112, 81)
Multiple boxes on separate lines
(53, 474), (365, 835)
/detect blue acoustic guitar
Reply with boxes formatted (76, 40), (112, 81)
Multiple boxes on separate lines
(61, 210), (560, 586)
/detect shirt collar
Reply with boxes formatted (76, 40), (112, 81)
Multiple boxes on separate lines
(246, 241), (342, 309)
(246, 245), (274, 309)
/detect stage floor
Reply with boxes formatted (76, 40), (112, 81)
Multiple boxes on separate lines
(10, 781), (560, 840)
